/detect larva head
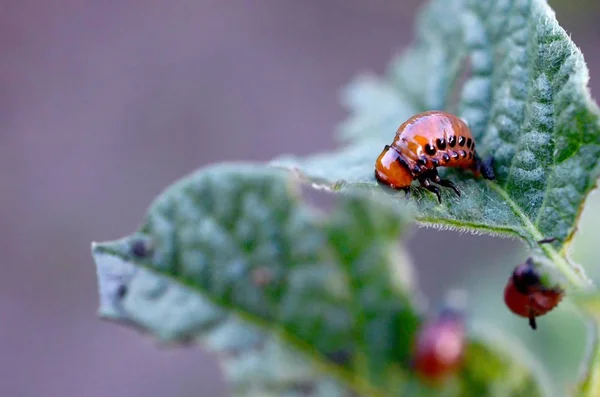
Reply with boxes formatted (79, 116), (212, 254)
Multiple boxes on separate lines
(503, 258), (564, 330)
(374, 145), (413, 189)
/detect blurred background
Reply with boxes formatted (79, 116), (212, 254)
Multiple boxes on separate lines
(2, 1), (600, 396)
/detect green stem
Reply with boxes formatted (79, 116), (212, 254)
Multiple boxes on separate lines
(489, 183), (593, 289)
(577, 319), (600, 396)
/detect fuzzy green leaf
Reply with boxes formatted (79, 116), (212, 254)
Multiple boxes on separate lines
(91, 163), (544, 396)
(273, 0), (600, 289)
(92, 163), (419, 396)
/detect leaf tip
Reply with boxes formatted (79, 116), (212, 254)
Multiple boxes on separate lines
(91, 240), (138, 320)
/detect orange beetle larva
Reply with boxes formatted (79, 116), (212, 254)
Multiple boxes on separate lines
(412, 303), (466, 382)
(374, 110), (495, 202)
(504, 239), (565, 330)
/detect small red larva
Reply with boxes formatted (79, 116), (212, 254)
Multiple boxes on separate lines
(374, 110), (495, 202)
(413, 305), (466, 381)
(503, 257), (564, 330)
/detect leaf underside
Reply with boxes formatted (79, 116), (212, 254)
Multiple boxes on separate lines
(272, 0), (600, 286)
(92, 164), (544, 396)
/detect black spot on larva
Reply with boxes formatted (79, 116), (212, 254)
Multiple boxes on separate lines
(467, 138), (472, 148)
(417, 156), (427, 165)
(451, 151), (460, 160)
(471, 141), (475, 150)
(431, 158), (440, 167)
(116, 284), (128, 299)
(458, 136), (466, 146)
(425, 143), (436, 155)
(412, 166), (421, 174)
(468, 152), (473, 159)
(459, 150), (467, 158)
(448, 135), (456, 147)
(442, 153), (450, 162)
(436, 138), (446, 150)
(131, 240), (150, 258)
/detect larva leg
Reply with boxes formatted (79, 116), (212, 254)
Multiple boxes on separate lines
(419, 177), (442, 203)
(528, 312), (537, 330)
(427, 169), (461, 197)
(438, 179), (461, 197)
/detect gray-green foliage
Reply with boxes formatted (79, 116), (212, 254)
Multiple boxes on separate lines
(273, 0), (600, 288)
(91, 0), (600, 395)
(92, 164), (544, 396)
(93, 164), (421, 396)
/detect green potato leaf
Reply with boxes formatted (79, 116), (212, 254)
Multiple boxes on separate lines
(92, 163), (419, 396)
(272, 0), (600, 289)
(92, 163), (545, 396)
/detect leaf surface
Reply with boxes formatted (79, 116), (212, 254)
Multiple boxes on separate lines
(92, 163), (419, 396)
(92, 163), (544, 396)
